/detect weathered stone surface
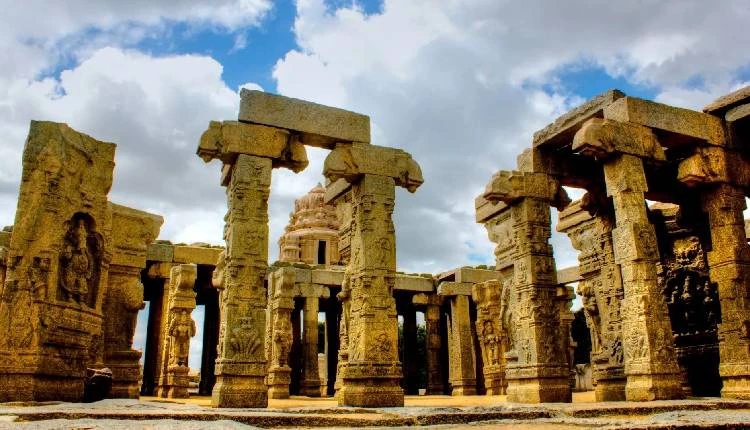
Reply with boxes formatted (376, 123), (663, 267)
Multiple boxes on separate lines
(239, 89), (370, 146)
(394, 274), (434, 292)
(703, 85), (750, 115)
(604, 96), (725, 147)
(83, 368), (113, 402)
(147, 242), (174, 262)
(472, 280), (507, 395)
(533, 89), (625, 148)
(173, 245), (222, 266)
(437, 281), (473, 296)
(324, 142), (423, 193)
(197, 121), (308, 172)
(0, 121), (116, 402)
(572, 118), (665, 161)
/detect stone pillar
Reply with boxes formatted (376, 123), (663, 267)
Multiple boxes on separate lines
(199, 287), (219, 395)
(423, 301), (444, 395)
(450, 294), (477, 395)
(323, 141), (423, 407)
(472, 280), (506, 395)
(301, 296), (323, 396)
(701, 185), (750, 399)
(141, 277), (166, 396)
(266, 268), (294, 399)
(574, 118), (683, 401)
(105, 204), (162, 399)
(325, 295), (340, 396)
(402, 305), (419, 395)
(479, 170), (572, 403)
(558, 198), (626, 401)
(157, 264), (197, 399)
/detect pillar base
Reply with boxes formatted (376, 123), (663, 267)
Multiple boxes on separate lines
(212, 374), (268, 408)
(337, 381), (404, 407)
(594, 377), (627, 402)
(267, 366), (291, 399)
(300, 380), (323, 397)
(106, 350), (142, 399)
(625, 374), (684, 401)
(506, 377), (571, 403)
(451, 384), (477, 396)
(721, 377), (750, 400)
(157, 366), (190, 399)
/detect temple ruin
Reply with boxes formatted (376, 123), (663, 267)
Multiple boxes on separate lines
(0, 86), (749, 410)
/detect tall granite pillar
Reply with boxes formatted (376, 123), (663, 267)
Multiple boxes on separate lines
(413, 293), (444, 395)
(402, 304), (419, 395)
(266, 268), (294, 399)
(301, 295), (323, 396)
(105, 204), (163, 398)
(574, 118), (682, 401)
(451, 294), (477, 395)
(558, 199), (626, 401)
(157, 264), (197, 399)
(472, 280), (506, 395)
(480, 170), (572, 403)
(323, 142), (423, 407)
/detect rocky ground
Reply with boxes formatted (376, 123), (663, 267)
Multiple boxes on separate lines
(2, 394), (750, 429)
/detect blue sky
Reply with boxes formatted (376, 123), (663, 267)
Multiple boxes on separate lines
(2, 0), (750, 371)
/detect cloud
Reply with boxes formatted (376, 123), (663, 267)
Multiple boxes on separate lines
(271, 0), (750, 274)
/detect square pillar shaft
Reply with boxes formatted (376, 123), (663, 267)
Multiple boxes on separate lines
(604, 154), (683, 401)
(449, 295), (477, 395)
(301, 296), (322, 396)
(211, 154), (272, 408)
(424, 304), (444, 395)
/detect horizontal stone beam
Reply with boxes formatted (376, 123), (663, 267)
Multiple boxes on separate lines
(604, 96), (725, 147)
(395, 275), (434, 292)
(482, 170), (569, 209)
(173, 246), (222, 266)
(556, 266), (582, 285)
(703, 86), (750, 116)
(324, 142), (423, 192)
(437, 281), (473, 297)
(197, 120), (308, 172)
(239, 89), (371, 146)
(436, 267), (498, 284)
(110, 203), (163, 268)
(475, 194), (508, 223)
(533, 89), (625, 148)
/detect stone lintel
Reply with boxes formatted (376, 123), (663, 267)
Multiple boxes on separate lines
(147, 242), (175, 262)
(437, 281), (473, 297)
(475, 194), (508, 224)
(323, 142), (423, 193)
(437, 266), (499, 285)
(533, 89), (626, 148)
(197, 121), (308, 173)
(239, 89), (371, 146)
(412, 292), (443, 306)
(395, 274), (434, 292)
(726, 103), (750, 123)
(556, 266), (582, 285)
(604, 96), (725, 147)
(310, 267), (344, 285)
(324, 178), (351, 205)
(703, 85), (750, 116)
(173, 245), (222, 266)
(295, 283), (330, 299)
(147, 261), (175, 279)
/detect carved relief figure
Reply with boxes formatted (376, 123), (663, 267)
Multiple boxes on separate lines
(272, 316), (292, 367)
(168, 309), (196, 367)
(59, 215), (100, 305)
(481, 320), (501, 366)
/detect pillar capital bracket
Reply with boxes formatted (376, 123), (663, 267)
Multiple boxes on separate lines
(482, 170), (569, 210)
(572, 118), (665, 161)
(677, 146), (750, 188)
(197, 120), (308, 173)
(323, 142), (423, 192)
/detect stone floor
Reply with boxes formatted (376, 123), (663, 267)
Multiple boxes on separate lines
(2, 393), (750, 429)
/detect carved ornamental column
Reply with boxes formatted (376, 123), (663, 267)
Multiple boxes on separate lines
(678, 146), (750, 399)
(558, 199), (626, 401)
(156, 264), (197, 399)
(574, 118), (683, 401)
(323, 142), (423, 407)
(266, 268), (294, 399)
(480, 170), (571, 403)
(472, 280), (506, 395)
(301, 295), (321, 396)
(413, 293), (444, 395)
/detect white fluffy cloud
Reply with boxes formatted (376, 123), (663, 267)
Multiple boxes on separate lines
(273, 0), (750, 273)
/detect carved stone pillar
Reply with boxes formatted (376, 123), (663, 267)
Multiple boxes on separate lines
(157, 264), (197, 399)
(480, 170), (572, 403)
(450, 294), (477, 395)
(574, 118), (683, 401)
(558, 199), (626, 401)
(323, 142), (423, 407)
(301, 295), (322, 396)
(402, 304), (419, 395)
(266, 268), (294, 399)
(702, 185), (750, 399)
(105, 204), (162, 399)
(472, 280), (506, 395)
(420, 298), (444, 395)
